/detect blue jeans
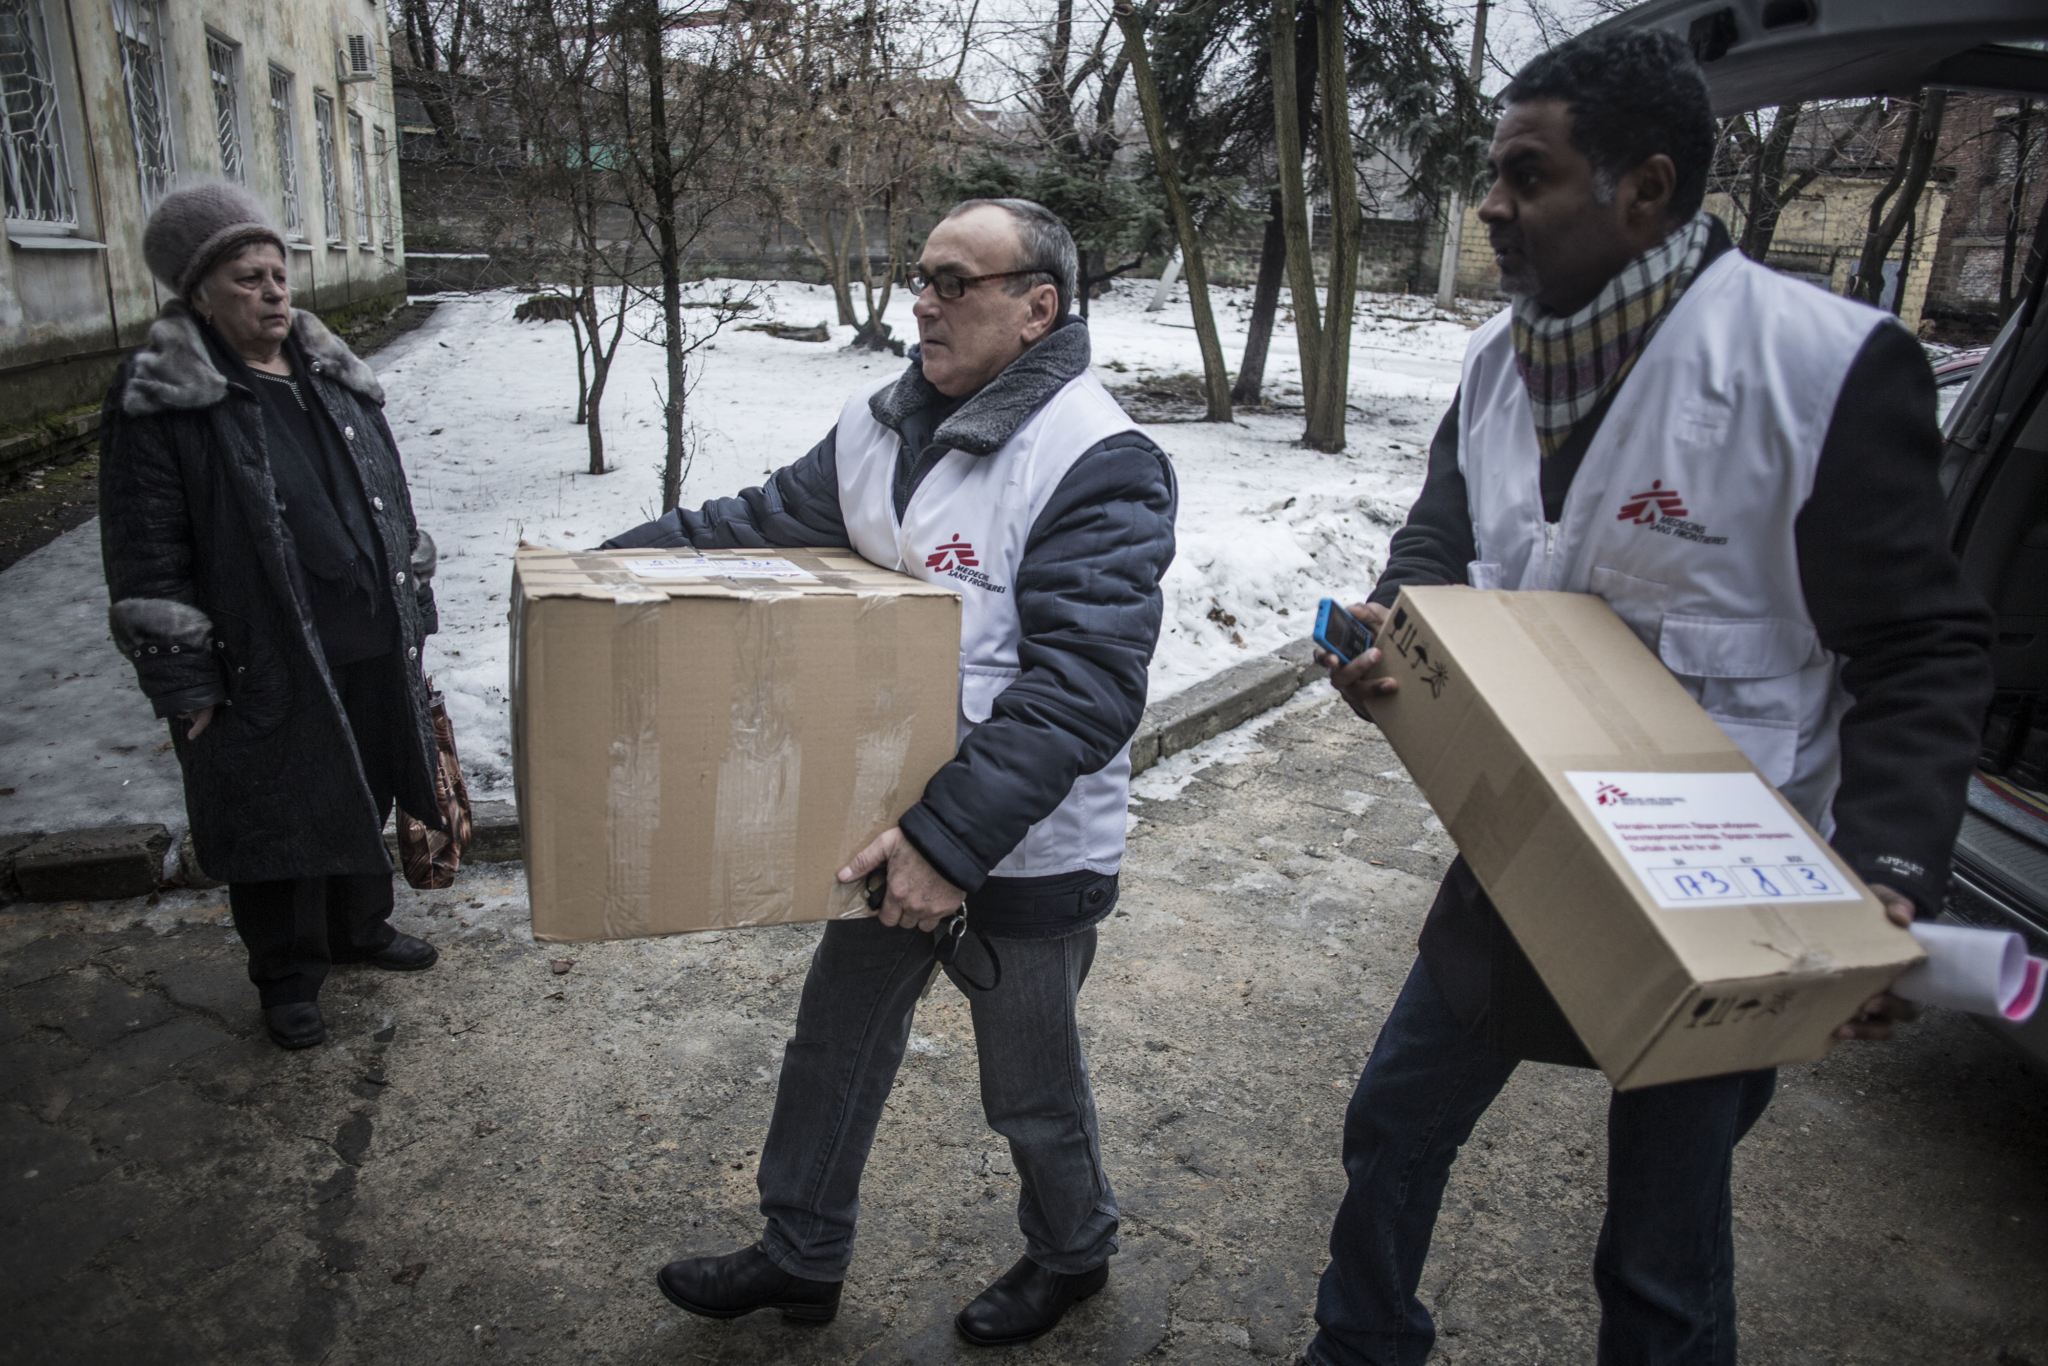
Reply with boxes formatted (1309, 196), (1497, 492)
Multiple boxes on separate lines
(1307, 959), (1776, 1366)
(755, 917), (1119, 1280)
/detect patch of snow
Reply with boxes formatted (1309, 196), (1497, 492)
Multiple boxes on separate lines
(0, 276), (1485, 830)
(1127, 683), (1336, 805)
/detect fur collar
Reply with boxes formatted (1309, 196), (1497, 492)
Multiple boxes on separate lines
(122, 299), (385, 416)
(868, 316), (1092, 455)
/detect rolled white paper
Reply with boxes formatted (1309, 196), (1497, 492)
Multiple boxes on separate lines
(1891, 922), (2046, 1023)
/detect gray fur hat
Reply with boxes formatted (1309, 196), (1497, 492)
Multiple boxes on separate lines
(142, 181), (288, 299)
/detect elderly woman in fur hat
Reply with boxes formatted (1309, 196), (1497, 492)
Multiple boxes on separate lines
(100, 182), (445, 1050)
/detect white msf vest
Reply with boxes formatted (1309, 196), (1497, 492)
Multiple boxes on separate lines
(1458, 249), (1890, 828)
(836, 369), (1142, 878)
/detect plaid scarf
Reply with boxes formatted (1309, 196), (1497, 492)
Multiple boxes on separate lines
(1511, 213), (1713, 457)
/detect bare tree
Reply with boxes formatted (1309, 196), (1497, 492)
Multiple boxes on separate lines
(1852, 91), (1948, 309)
(1999, 99), (2043, 322)
(492, 0), (643, 474)
(609, 0), (759, 509)
(1269, 0), (1360, 451)
(760, 0), (971, 346)
(397, 0), (480, 146)
(1722, 100), (1881, 263)
(1116, 0), (1229, 421)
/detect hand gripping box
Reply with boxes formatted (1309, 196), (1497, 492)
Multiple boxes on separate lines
(510, 547), (961, 942)
(1364, 586), (1923, 1089)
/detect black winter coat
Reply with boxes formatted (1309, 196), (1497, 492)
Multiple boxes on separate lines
(98, 301), (443, 883)
(1371, 238), (1993, 1067)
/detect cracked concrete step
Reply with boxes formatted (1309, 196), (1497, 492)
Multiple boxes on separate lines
(1130, 635), (1321, 775)
(10, 824), (172, 902)
(1, 641), (1327, 903)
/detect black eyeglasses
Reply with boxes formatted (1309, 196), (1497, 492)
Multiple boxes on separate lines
(907, 268), (1045, 300)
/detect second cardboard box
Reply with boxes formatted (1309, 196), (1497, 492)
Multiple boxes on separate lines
(1365, 586), (1922, 1089)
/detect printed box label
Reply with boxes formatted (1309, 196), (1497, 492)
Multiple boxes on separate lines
(627, 557), (817, 581)
(1563, 770), (1861, 909)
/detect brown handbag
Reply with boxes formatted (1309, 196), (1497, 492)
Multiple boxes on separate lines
(396, 679), (474, 890)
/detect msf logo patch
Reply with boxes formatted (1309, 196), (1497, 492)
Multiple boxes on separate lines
(926, 536), (979, 572)
(1615, 480), (1728, 546)
(925, 535), (1007, 595)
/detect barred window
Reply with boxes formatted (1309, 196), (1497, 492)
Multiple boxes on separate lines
(205, 35), (243, 182)
(267, 67), (301, 237)
(312, 90), (339, 243)
(372, 124), (393, 251)
(111, 0), (175, 211)
(0, 0), (77, 227)
(346, 109), (369, 245)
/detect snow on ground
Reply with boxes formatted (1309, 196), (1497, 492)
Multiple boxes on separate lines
(0, 276), (1489, 836)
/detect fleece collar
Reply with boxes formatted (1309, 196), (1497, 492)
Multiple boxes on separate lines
(122, 299), (385, 416)
(868, 316), (1091, 456)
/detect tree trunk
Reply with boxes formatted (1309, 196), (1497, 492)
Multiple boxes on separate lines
(1270, 0), (1321, 418)
(578, 281), (633, 478)
(569, 298), (590, 425)
(2001, 102), (2037, 322)
(1853, 91), (1946, 307)
(1232, 191), (1285, 405)
(828, 211), (859, 326)
(1739, 103), (1801, 261)
(1753, 99), (1881, 262)
(1080, 247), (1106, 319)
(1304, 0), (1359, 452)
(639, 0), (688, 510)
(1892, 203), (1917, 318)
(577, 293), (607, 475)
(1117, 2), (1230, 422)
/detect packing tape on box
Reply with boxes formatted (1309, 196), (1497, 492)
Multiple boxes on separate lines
(710, 595), (802, 928)
(604, 594), (663, 939)
(1519, 596), (1657, 757)
(1892, 921), (2046, 1022)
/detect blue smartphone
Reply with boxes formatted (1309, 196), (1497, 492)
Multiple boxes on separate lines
(1313, 598), (1374, 664)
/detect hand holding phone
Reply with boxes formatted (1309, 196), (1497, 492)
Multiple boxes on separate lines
(1313, 598), (1375, 664)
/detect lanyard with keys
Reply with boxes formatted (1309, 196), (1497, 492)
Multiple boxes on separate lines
(865, 867), (1002, 992)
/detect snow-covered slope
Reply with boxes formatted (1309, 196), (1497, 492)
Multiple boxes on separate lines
(0, 277), (1488, 832)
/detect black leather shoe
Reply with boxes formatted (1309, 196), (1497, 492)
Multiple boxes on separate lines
(263, 1002), (327, 1050)
(956, 1255), (1109, 1346)
(363, 933), (438, 971)
(656, 1243), (841, 1324)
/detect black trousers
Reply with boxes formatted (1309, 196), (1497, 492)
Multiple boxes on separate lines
(226, 653), (403, 1006)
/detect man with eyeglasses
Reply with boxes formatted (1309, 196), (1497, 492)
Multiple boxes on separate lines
(600, 199), (1177, 1347)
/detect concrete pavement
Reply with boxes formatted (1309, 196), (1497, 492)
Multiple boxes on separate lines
(3, 688), (2045, 1364)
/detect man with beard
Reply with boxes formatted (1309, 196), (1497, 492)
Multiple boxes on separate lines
(1301, 29), (1990, 1366)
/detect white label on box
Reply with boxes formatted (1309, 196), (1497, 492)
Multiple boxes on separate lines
(626, 557), (816, 581)
(1563, 771), (1862, 909)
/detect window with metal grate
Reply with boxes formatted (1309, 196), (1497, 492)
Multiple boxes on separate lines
(0, 0), (78, 227)
(347, 109), (369, 246)
(111, 0), (175, 211)
(267, 66), (301, 237)
(372, 123), (393, 251)
(206, 34), (242, 182)
(313, 90), (339, 244)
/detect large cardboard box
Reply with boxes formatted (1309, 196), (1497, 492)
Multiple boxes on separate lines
(511, 546), (961, 942)
(1365, 586), (1922, 1089)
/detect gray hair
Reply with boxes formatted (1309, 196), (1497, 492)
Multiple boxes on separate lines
(943, 198), (1079, 319)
